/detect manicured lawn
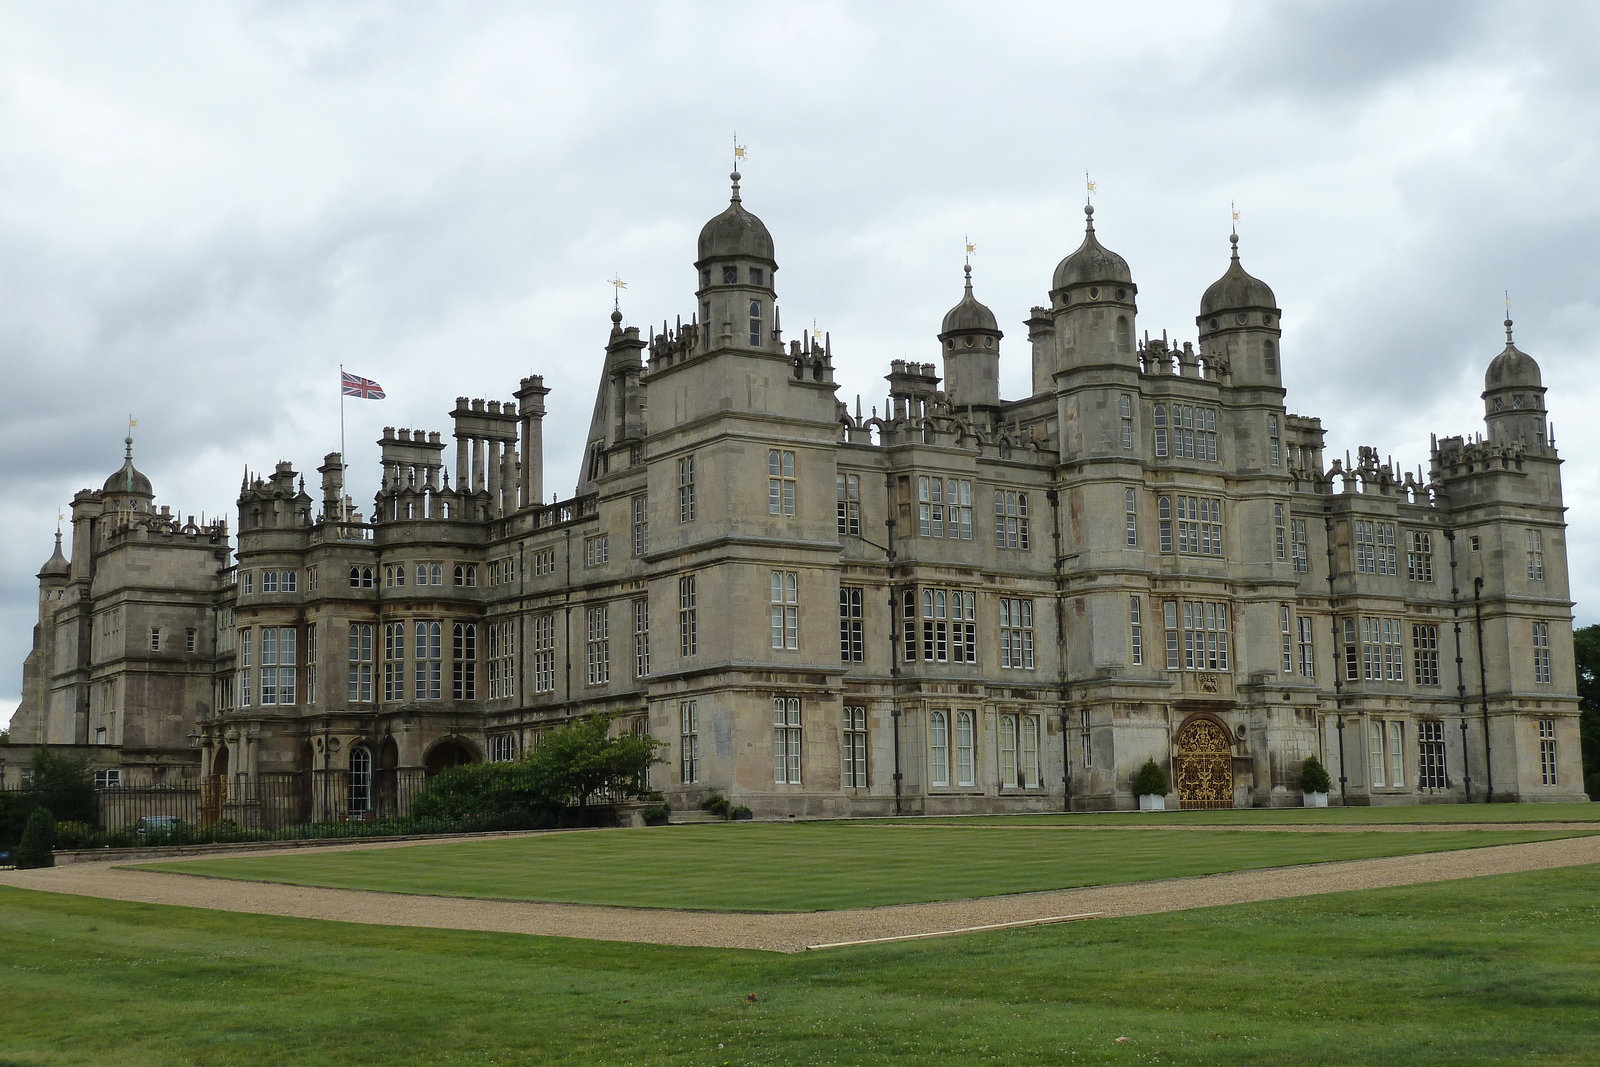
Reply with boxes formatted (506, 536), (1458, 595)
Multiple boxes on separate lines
(137, 822), (1590, 911)
(888, 800), (1600, 827)
(4, 865), (1600, 1065)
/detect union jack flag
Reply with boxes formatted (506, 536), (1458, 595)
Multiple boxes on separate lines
(341, 371), (386, 400)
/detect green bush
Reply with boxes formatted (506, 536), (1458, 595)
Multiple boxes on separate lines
(729, 804), (753, 821)
(0, 791), (36, 854)
(642, 804), (671, 825)
(16, 808), (56, 869)
(1133, 759), (1168, 797)
(702, 791), (729, 815)
(409, 761), (551, 824)
(1300, 756), (1333, 794)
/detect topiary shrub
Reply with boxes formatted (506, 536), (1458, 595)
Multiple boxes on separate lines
(16, 808), (56, 869)
(1134, 759), (1168, 797)
(1300, 755), (1332, 794)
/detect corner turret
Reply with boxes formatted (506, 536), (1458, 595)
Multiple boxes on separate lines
(1482, 318), (1550, 451)
(939, 263), (1002, 417)
(1196, 232), (1282, 387)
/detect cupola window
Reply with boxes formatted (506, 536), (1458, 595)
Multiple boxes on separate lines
(722, 266), (738, 284)
(1116, 288), (1127, 300)
(984, 337), (993, 348)
(964, 336), (974, 348)
(748, 300), (763, 346)
(749, 267), (764, 285)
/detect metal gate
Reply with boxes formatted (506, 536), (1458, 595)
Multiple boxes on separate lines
(1175, 717), (1233, 810)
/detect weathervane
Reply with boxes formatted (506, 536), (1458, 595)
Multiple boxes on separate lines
(733, 132), (746, 169)
(964, 234), (976, 266)
(1085, 172), (1096, 205)
(1231, 200), (1240, 235)
(610, 274), (627, 311)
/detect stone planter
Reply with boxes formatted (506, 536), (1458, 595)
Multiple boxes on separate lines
(1138, 793), (1166, 812)
(1303, 791), (1328, 808)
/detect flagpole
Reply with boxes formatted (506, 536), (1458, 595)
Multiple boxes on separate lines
(339, 363), (346, 468)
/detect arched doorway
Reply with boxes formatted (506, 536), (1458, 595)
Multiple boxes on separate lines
(348, 745), (373, 818)
(1174, 716), (1234, 810)
(424, 738), (478, 777)
(201, 744), (229, 824)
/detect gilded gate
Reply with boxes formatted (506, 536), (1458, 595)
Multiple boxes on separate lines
(1175, 717), (1233, 810)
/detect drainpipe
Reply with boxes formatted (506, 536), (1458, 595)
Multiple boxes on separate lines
(1323, 504), (1347, 805)
(885, 474), (902, 817)
(1047, 488), (1070, 812)
(1444, 529), (1472, 801)
(1474, 576), (1493, 802)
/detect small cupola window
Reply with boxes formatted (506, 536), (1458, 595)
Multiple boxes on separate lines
(722, 266), (738, 284)
(750, 267), (764, 285)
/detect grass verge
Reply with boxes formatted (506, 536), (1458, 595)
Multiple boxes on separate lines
(4, 865), (1600, 1065)
(878, 800), (1600, 827)
(135, 822), (1590, 911)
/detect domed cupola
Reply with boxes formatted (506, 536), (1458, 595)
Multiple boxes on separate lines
(1482, 318), (1549, 448)
(941, 264), (1000, 336)
(940, 264), (1003, 411)
(696, 171), (775, 265)
(38, 530), (70, 581)
(1484, 320), (1542, 391)
(102, 437), (154, 507)
(1196, 232), (1283, 385)
(1051, 205), (1134, 300)
(1198, 233), (1279, 330)
(694, 171), (779, 353)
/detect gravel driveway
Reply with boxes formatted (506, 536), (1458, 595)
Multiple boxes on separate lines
(3, 833), (1597, 953)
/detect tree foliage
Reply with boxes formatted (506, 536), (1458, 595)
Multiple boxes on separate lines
(27, 750), (97, 825)
(1575, 623), (1599, 800)
(524, 715), (663, 808)
(16, 807), (56, 869)
(409, 716), (665, 822)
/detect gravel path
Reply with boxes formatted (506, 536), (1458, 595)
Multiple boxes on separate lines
(4, 833), (1598, 953)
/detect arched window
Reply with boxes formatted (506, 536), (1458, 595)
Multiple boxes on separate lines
(930, 711), (949, 788)
(1115, 315), (1131, 353)
(1021, 717), (1039, 787)
(956, 711), (976, 786)
(1000, 714), (1019, 787)
(748, 300), (762, 347)
(349, 745), (372, 815)
(1153, 405), (1169, 458)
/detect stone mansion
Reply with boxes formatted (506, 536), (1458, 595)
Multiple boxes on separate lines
(8, 174), (1585, 820)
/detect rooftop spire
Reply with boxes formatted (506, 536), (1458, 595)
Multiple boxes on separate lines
(963, 262), (973, 294)
(1505, 289), (1514, 344)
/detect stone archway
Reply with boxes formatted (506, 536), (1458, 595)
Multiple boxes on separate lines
(424, 738), (479, 777)
(1174, 716), (1234, 810)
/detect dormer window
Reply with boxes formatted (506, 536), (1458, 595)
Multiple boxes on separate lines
(722, 266), (738, 284)
(750, 267), (764, 285)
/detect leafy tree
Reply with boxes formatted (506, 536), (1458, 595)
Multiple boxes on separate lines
(525, 715), (664, 811)
(16, 807), (56, 869)
(27, 749), (97, 825)
(1575, 623), (1600, 799)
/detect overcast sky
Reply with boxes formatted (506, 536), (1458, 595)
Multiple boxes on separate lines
(4, 0), (1598, 724)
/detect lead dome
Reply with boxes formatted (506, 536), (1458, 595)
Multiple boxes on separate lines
(1200, 233), (1277, 317)
(1052, 205), (1132, 290)
(1485, 320), (1542, 390)
(696, 171), (775, 263)
(941, 264), (1000, 335)
(102, 437), (153, 498)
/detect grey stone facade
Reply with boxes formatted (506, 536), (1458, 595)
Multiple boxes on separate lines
(7, 178), (1586, 816)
